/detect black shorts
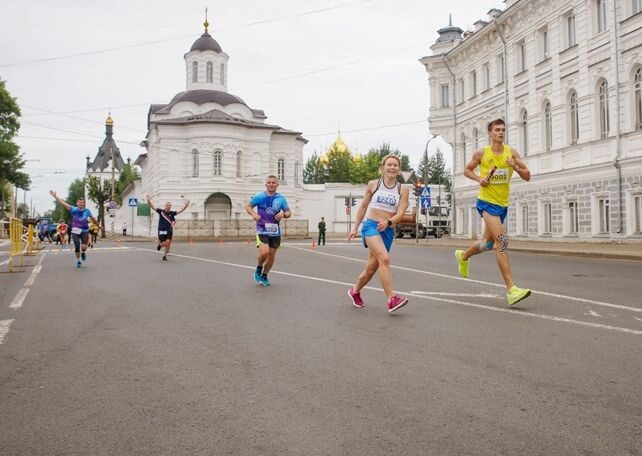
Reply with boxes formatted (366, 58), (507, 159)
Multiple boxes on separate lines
(72, 232), (89, 245)
(257, 234), (281, 249)
(159, 231), (173, 243)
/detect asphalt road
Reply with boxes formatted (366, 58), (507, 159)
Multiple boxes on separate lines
(1, 240), (641, 455)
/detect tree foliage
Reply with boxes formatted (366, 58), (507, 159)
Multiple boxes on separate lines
(303, 142), (413, 185)
(114, 161), (141, 205)
(86, 175), (113, 237)
(0, 79), (30, 218)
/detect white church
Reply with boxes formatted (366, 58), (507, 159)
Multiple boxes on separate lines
(113, 19), (366, 238)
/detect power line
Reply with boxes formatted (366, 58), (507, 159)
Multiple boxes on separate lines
(306, 119), (426, 137)
(0, 0), (375, 68)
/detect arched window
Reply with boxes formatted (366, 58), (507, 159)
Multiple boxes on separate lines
(599, 80), (610, 138)
(192, 61), (198, 83)
(294, 161), (300, 185)
(633, 68), (642, 130)
(569, 90), (579, 144)
(206, 62), (213, 83)
(236, 151), (242, 178)
(277, 158), (285, 181)
(544, 101), (553, 152)
(192, 149), (199, 177)
(213, 150), (222, 176)
(520, 110), (529, 156)
(473, 128), (479, 149)
(220, 64), (225, 85)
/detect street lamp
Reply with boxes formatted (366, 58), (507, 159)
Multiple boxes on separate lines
(0, 159), (8, 220)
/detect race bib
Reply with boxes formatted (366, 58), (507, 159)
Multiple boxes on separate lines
(264, 223), (279, 234)
(159, 230), (168, 235)
(71, 227), (82, 235)
(490, 168), (509, 184)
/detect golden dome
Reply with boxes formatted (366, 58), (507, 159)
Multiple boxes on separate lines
(105, 114), (114, 126)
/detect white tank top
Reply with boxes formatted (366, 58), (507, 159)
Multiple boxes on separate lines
(368, 179), (401, 214)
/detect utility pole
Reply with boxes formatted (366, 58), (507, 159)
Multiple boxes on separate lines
(110, 146), (115, 239)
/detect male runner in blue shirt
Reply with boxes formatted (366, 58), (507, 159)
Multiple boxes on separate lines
(245, 175), (291, 286)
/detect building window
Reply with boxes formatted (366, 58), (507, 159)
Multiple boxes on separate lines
(634, 194), (642, 233)
(206, 62), (213, 83)
(569, 90), (579, 144)
(566, 12), (577, 47)
(599, 80), (610, 139)
(497, 54), (505, 83)
(543, 202), (552, 234)
(458, 77), (465, 103)
(471, 70), (477, 97)
(483, 63), (490, 90)
(213, 150), (222, 176)
(598, 197), (610, 233)
(597, 0), (608, 33)
(544, 101), (553, 152)
(440, 84), (449, 108)
(294, 161), (300, 185)
(539, 27), (550, 60)
(192, 61), (198, 83)
(277, 158), (285, 181)
(236, 151), (242, 178)
(633, 68), (642, 130)
(220, 64), (225, 85)
(520, 204), (529, 235)
(634, 0), (642, 15)
(516, 40), (526, 72)
(520, 110), (529, 156)
(568, 200), (579, 234)
(461, 133), (467, 170)
(192, 149), (199, 177)
(473, 128), (479, 149)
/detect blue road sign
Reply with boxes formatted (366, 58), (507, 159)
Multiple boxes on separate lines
(128, 198), (139, 207)
(420, 186), (431, 208)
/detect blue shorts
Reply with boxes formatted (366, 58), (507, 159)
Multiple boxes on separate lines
(476, 199), (508, 224)
(361, 219), (394, 252)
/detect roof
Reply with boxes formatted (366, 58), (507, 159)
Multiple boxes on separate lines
(152, 90), (249, 115)
(190, 32), (223, 53)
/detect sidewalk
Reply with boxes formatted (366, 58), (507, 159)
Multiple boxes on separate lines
(396, 236), (642, 261)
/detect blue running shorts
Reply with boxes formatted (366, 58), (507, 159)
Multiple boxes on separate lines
(361, 219), (395, 252)
(476, 199), (508, 224)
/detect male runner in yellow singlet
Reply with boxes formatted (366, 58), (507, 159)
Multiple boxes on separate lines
(455, 118), (532, 306)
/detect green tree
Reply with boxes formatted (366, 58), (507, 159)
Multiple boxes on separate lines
(115, 161), (140, 205)
(303, 152), (325, 184)
(0, 79), (30, 219)
(325, 144), (352, 182)
(51, 178), (86, 223)
(86, 175), (113, 237)
(350, 143), (413, 184)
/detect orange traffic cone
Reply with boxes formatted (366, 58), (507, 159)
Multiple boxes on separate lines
(311, 240), (316, 249)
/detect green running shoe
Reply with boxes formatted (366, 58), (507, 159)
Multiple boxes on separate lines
(455, 250), (469, 278)
(507, 286), (531, 306)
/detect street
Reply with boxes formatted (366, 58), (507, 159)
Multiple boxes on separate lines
(1, 240), (641, 455)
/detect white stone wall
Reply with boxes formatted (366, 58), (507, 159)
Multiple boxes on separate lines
(421, 0), (642, 240)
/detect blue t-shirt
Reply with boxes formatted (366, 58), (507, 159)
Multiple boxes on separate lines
(249, 191), (290, 237)
(70, 206), (92, 232)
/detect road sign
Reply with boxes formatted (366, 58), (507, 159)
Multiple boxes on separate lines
(346, 207), (351, 215)
(128, 197), (139, 207)
(420, 186), (431, 208)
(108, 200), (118, 209)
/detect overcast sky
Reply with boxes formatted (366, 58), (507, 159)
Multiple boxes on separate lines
(1, 0), (503, 214)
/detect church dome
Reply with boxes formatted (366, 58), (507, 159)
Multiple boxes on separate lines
(168, 89), (247, 107)
(190, 32), (223, 53)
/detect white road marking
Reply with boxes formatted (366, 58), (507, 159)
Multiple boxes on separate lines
(411, 291), (501, 298)
(10, 288), (30, 309)
(584, 310), (602, 318)
(0, 319), (14, 345)
(137, 248), (642, 336)
(24, 265), (42, 287)
(635, 317), (642, 322)
(285, 246), (642, 313)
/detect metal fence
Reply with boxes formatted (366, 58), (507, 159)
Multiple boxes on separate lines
(170, 219), (309, 240)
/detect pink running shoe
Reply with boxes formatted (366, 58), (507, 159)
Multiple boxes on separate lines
(387, 295), (408, 313)
(348, 288), (365, 308)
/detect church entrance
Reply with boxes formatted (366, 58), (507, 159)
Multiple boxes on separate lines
(205, 192), (232, 220)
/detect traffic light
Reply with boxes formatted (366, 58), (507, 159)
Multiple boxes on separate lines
(351, 197), (357, 207)
(344, 197), (350, 207)
(414, 181), (422, 196)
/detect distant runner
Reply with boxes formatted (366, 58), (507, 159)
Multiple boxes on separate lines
(49, 190), (100, 268)
(146, 196), (190, 261)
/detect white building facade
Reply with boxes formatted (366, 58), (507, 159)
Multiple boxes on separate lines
(421, 0), (642, 241)
(133, 21), (306, 228)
